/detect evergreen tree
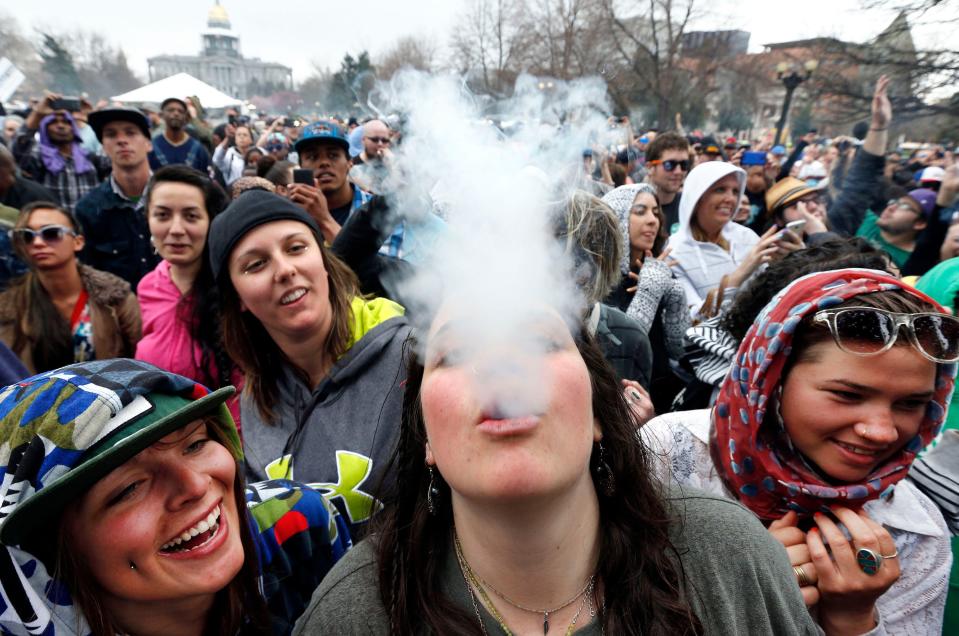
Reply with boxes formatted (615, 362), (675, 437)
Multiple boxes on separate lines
(327, 51), (375, 115)
(38, 33), (81, 94)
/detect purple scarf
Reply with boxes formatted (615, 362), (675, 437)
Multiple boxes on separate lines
(37, 112), (94, 175)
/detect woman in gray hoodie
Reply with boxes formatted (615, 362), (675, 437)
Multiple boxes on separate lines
(208, 190), (411, 537)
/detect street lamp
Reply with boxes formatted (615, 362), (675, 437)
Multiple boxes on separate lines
(773, 59), (818, 146)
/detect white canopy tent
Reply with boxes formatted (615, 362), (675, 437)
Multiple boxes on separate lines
(111, 73), (241, 109)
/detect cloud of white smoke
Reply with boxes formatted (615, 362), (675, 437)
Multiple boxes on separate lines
(376, 70), (619, 416)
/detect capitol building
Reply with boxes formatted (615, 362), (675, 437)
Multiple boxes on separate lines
(147, 1), (293, 99)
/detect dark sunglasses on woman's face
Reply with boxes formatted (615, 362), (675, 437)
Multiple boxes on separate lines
(648, 159), (690, 172)
(9, 225), (76, 244)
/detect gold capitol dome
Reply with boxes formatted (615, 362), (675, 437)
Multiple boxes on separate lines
(207, 1), (231, 28)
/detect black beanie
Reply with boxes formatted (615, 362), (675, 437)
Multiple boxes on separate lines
(208, 189), (322, 281)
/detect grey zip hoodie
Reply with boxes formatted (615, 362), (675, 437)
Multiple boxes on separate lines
(241, 304), (411, 534)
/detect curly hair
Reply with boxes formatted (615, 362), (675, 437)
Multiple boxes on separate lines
(720, 238), (894, 341)
(373, 330), (704, 635)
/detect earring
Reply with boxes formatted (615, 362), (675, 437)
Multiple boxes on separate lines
(426, 464), (440, 515)
(149, 236), (158, 255)
(129, 561), (136, 570)
(593, 442), (616, 496)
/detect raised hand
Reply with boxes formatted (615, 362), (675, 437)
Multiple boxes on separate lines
(871, 76), (892, 131)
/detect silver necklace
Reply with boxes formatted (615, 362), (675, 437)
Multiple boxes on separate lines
(454, 532), (595, 634)
(456, 540), (490, 636)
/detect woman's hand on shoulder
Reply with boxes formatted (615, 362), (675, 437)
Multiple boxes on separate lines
(806, 506), (899, 635)
(769, 511), (820, 607)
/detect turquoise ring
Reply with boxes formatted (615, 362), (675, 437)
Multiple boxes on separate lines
(856, 548), (883, 575)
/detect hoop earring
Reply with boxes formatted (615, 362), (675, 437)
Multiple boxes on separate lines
(593, 441), (616, 496)
(427, 464), (440, 515)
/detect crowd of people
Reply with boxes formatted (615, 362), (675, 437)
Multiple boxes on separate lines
(0, 70), (955, 636)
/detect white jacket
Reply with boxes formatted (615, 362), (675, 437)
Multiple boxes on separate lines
(212, 145), (248, 185)
(665, 162), (759, 317)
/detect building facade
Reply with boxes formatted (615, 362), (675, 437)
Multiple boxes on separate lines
(147, 1), (292, 100)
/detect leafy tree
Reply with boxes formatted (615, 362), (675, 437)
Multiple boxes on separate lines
(790, 101), (813, 141)
(34, 29), (141, 100)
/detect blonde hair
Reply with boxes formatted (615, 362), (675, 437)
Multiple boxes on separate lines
(690, 218), (730, 252)
(558, 190), (623, 307)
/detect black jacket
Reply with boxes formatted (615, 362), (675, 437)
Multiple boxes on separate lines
(594, 303), (652, 389)
(331, 195), (413, 306)
(74, 179), (159, 288)
(0, 176), (56, 210)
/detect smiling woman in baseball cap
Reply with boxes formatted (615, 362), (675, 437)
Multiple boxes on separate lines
(0, 358), (350, 635)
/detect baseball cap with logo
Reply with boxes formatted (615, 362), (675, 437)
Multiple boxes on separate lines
(294, 119), (350, 154)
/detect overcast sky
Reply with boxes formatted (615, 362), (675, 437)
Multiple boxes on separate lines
(3, 0), (954, 82)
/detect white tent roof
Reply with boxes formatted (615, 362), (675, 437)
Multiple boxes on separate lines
(111, 73), (241, 109)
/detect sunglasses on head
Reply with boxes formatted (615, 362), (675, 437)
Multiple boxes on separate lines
(648, 159), (690, 172)
(9, 225), (76, 244)
(813, 307), (959, 363)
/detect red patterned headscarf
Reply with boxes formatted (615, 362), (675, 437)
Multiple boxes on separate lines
(710, 269), (955, 521)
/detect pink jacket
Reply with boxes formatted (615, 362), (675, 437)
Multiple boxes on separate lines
(135, 261), (243, 430)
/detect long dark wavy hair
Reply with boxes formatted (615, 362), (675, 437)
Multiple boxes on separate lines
(145, 166), (234, 390)
(373, 329), (704, 635)
(639, 187), (669, 258)
(6, 201), (82, 371)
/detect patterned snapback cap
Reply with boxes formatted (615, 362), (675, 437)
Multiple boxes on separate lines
(0, 359), (238, 547)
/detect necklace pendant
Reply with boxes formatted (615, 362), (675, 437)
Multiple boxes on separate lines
(544, 611), (549, 634)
